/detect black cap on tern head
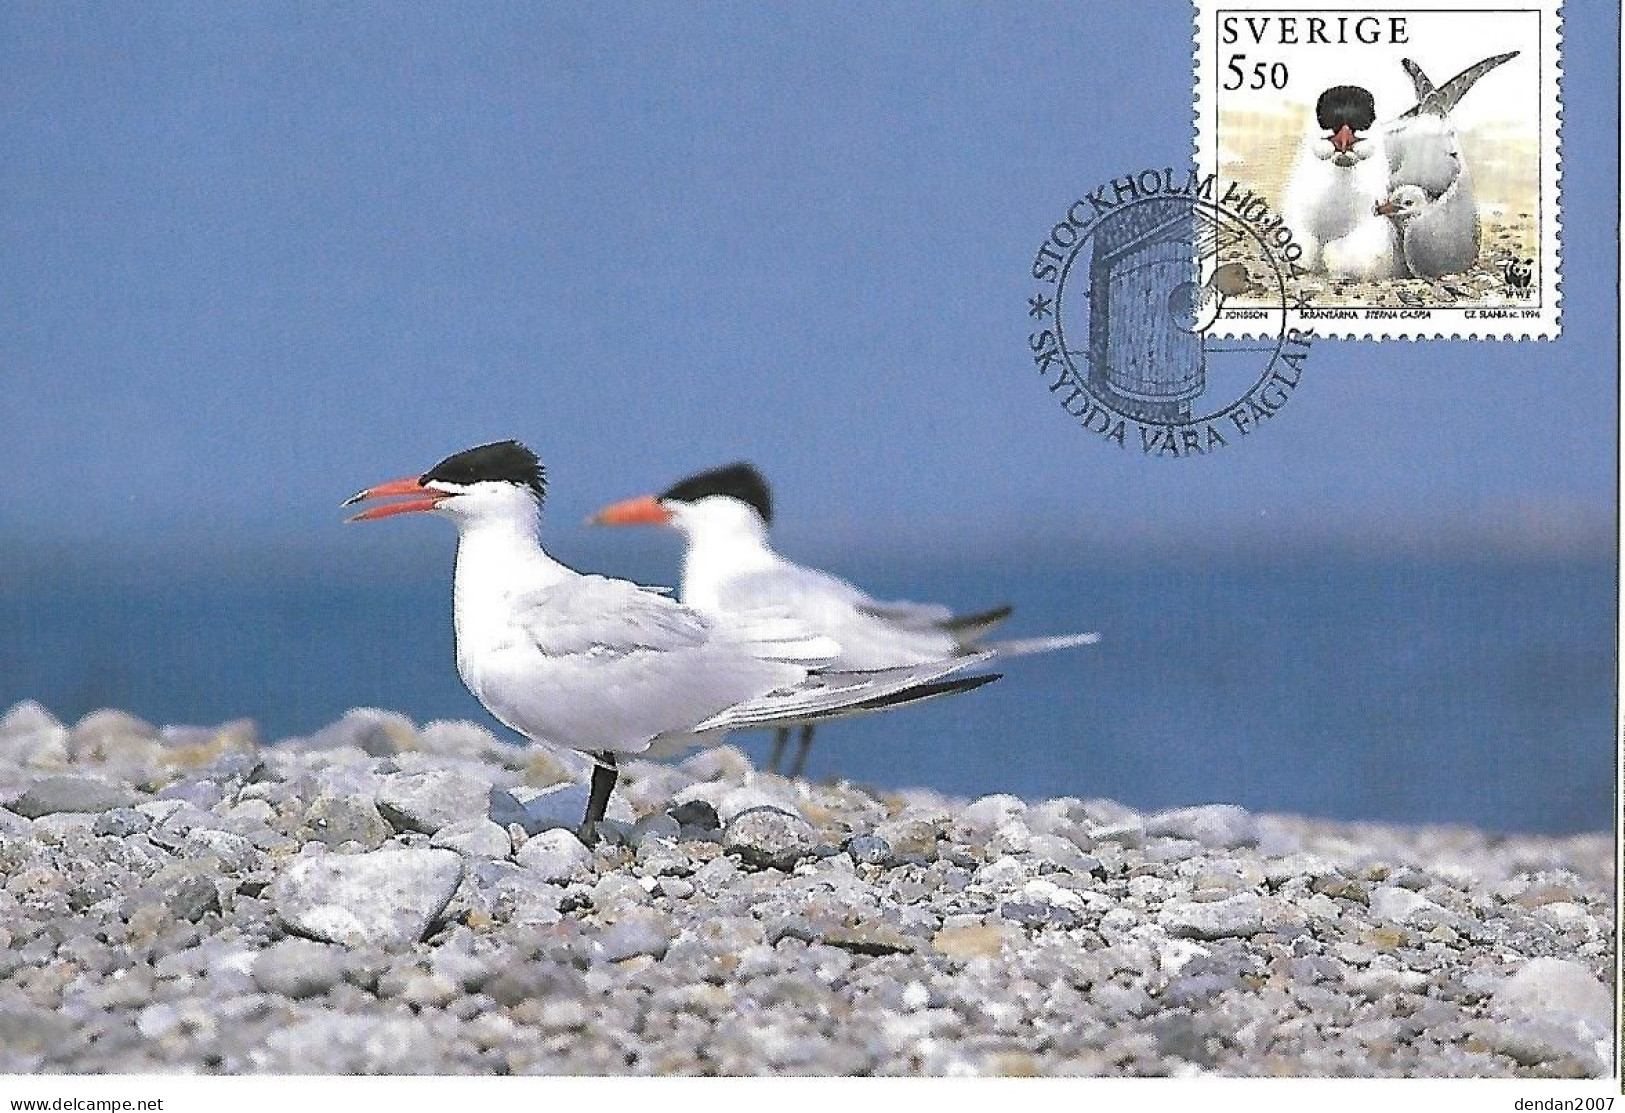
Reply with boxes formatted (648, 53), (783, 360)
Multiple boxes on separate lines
(1315, 86), (1376, 132)
(659, 462), (772, 524)
(422, 440), (546, 501)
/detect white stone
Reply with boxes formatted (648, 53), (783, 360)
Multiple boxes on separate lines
(272, 848), (463, 947)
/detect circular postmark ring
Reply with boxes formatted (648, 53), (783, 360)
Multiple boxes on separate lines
(1026, 168), (1315, 457)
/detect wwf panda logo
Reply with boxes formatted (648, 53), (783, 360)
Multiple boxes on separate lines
(1502, 258), (1534, 291)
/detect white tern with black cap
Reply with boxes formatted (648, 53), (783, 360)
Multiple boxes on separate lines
(344, 441), (1002, 837)
(589, 462), (1099, 777)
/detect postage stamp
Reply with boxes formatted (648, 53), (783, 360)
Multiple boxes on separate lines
(1195, 0), (1561, 338)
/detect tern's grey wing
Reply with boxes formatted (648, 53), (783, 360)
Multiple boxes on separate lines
(692, 651), (996, 732)
(1400, 58), (1435, 103)
(1429, 51), (1519, 115)
(519, 575), (709, 657)
(1401, 51), (1518, 117)
(854, 598), (956, 627)
(475, 575), (806, 755)
(936, 605), (1015, 643)
(716, 564), (963, 669)
(714, 562), (868, 613)
(523, 575), (834, 663)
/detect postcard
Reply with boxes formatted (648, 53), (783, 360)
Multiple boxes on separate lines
(0, 1), (1612, 1099)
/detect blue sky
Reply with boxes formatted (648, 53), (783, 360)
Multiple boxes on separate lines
(0, 3), (1616, 574)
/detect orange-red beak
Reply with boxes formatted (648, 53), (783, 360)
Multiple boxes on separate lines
(1374, 198), (1397, 216)
(342, 476), (450, 522)
(587, 494), (673, 527)
(1330, 125), (1358, 153)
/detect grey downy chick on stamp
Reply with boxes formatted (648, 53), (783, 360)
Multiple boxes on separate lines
(1374, 183), (1439, 278)
(1380, 51), (1520, 278)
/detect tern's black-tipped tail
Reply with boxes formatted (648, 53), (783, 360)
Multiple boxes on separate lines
(812, 672), (1002, 721)
(939, 604), (1014, 642)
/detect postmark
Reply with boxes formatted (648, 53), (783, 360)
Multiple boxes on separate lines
(1026, 167), (1314, 457)
(1196, 0), (1561, 338)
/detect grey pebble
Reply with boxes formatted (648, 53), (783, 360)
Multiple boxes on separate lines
(70, 708), (159, 749)
(1000, 901), (1081, 929)
(516, 828), (594, 883)
(253, 1014), (443, 1073)
(667, 799), (720, 830)
(594, 910), (673, 963)
(431, 818), (513, 859)
(158, 778), (224, 810)
(272, 848), (464, 948)
(960, 793), (1026, 831)
(590, 872), (650, 912)
(180, 828), (258, 873)
(252, 937), (347, 998)
(416, 719), (503, 759)
(633, 837), (692, 877)
(303, 792), (393, 849)
(872, 815), (943, 859)
(1161, 972), (1243, 1008)
(656, 877), (695, 900)
(1, 699), (63, 736)
(376, 769), (494, 835)
(1478, 1017), (1607, 1070)
(92, 808), (151, 838)
(1344, 966), (1430, 999)
(1143, 837), (1205, 863)
(1491, 957), (1612, 1034)
(631, 812), (681, 846)
(1159, 894), (1265, 940)
(145, 866), (223, 923)
(9, 775), (138, 818)
(1369, 885), (1437, 924)
(1026, 833), (1102, 875)
(847, 834), (892, 866)
(485, 960), (586, 1007)
(723, 806), (815, 871)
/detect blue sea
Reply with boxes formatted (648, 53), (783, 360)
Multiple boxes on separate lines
(2, 547), (1614, 835)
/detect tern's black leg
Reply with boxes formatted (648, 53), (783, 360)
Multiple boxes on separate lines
(787, 724), (815, 779)
(580, 752), (618, 844)
(768, 728), (790, 774)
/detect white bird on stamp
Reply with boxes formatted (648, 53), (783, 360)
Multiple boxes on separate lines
(1379, 51), (1520, 278)
(1282, 84), (1389, 276)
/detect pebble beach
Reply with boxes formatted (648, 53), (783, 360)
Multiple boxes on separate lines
(0, 700), (1612, 1077)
